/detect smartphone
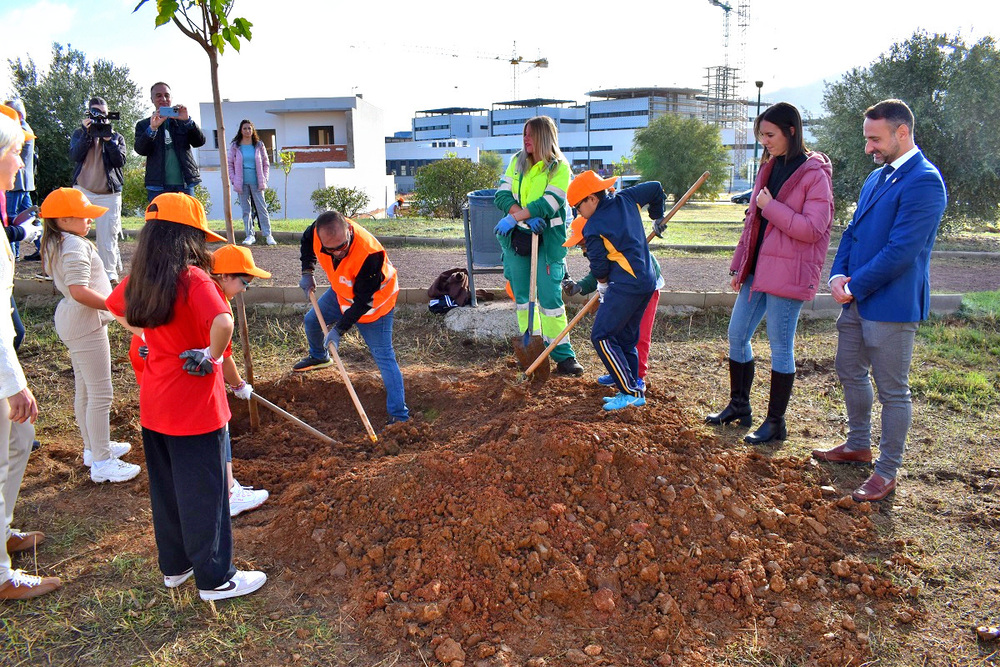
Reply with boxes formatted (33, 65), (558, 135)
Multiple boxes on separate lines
(158, 106), (179, 118)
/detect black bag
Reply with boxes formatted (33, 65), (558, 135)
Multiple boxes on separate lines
(428, 268), (471, 314)
(510, 227), (542, 257)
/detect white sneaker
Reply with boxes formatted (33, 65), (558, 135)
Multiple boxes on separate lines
(83, 442), (132, 467)
(242, 234), (256, 246)
(265, 235), (277, 245)
(230, 480), (269, 517)
(90, 458), (141, 483)
(164, 568), (194, 588)
(198, 569), (267, 601)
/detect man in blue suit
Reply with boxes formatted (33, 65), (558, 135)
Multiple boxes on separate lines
(812, 99), (947, 503)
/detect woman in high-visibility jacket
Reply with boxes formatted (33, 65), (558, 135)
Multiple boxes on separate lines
(493, 116), (583, 376)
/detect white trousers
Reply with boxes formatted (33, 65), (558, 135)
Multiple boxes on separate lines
(74, 187), (123, 282)
(0, 398), (35, 582)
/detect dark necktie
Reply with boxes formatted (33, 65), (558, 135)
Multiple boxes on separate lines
(877, 164), (895, 188)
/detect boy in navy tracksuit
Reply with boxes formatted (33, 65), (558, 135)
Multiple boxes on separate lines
(564, 171), (665, 411)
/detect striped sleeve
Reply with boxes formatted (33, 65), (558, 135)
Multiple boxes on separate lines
(526, 160), (570, 221)
(493, 155), (519, 214)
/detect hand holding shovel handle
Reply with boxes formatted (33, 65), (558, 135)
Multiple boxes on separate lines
(525, 171), (712, 377)
(308, 291), (378, 443)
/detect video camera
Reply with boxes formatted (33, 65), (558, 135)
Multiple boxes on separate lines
(87, 109), (120, 139)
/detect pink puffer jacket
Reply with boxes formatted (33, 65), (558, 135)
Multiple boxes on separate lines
(226, 141), (270, 192)
(730, 151), (834, 301)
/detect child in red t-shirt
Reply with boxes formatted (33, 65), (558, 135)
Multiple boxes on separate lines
(106, 194), (266, 602)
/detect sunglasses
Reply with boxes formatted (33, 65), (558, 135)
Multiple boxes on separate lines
(319, 231), (352, 256)
(238, 277), (251, 290)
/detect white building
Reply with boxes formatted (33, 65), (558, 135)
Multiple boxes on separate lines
(197, 96), (396, 220)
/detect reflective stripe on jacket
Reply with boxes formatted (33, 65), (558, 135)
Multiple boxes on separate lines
(313, 222), (399, 323)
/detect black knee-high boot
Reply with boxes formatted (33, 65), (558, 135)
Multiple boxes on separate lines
(745, 370), (795, 444)
(705, 358), (755, 426)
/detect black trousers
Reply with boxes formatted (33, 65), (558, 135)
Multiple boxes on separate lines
(142, 426), (235, 590)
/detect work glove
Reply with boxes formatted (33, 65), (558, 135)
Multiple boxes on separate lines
(299, 273), (316, 298)
(231, 381), (253, 400)
(562, 277), (581, 297)
(493, 214), (517, 236)
(179, 347), (222, 376)
(323, 328), (342, 350)
(596, 282), (608, 303)
(652, 217), (668, 238)
(527, 217), (547, 234)
(138, 345), (149, 360)
(22, 223), (42, 245)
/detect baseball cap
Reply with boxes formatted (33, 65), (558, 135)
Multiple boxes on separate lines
(40, 187), (109, 219)
(0, 104), (35, 141)
(211, 244), (271, 279)
(567, 171), (617, 207)
(145, 193), (226, 242)
(563, 215), (588, 247)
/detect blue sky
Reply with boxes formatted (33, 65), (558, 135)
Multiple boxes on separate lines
(1, 0), (996, 132)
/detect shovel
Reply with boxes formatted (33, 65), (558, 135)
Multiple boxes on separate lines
(512, 231), (550, 380)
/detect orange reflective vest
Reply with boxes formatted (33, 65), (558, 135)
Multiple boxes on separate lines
(313, 221), (399, 323)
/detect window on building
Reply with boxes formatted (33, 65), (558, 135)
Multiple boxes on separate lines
(256, 129), (277, 162)
(309, 125), (335, 145)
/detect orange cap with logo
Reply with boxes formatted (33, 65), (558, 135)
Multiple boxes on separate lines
(566, 170), (617, 207)
(212, 244), (271, 278)
(145, 193), (226, 242)
(40, 187), (109, 219)
(0, 104), (35, 141)
(563, 215), (588, 247)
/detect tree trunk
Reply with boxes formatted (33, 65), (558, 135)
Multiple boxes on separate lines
(208, 48), (259, 429)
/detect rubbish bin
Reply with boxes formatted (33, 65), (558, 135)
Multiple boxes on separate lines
(463, 189), (504, 306)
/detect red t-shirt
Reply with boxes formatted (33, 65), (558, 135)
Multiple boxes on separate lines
(107, 267), (232, 435)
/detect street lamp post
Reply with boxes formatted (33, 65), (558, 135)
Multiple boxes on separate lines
(751, 80), (764, 183)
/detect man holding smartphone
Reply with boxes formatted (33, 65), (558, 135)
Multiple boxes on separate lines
(134, 82), (206, 203)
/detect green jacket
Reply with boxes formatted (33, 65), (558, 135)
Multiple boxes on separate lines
(494, 152), (570, 265)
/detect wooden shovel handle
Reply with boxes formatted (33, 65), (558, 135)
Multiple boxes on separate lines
(308, 290), (378, 443)
(251, 392), (337, 445)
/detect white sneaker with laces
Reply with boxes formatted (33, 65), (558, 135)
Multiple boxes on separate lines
(83, 442), (132, 467)
(164, 568), (194, 588)
(230, 480), (269, 517)
(198, 569), (267, 601)
(265, 235), (277, 245)
(243, 234), (256, 246)
(91, 458), (141, 483)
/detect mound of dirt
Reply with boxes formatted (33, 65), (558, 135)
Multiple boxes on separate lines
(229, 368), (908, 666)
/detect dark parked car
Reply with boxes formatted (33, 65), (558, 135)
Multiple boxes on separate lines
(730, 189), (753, 204)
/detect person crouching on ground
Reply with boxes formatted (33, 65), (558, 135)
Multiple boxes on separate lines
(294, 210), (409, 426)
(106, 193), (266, 601)
(564, 171), (665, 411)
(39, 188), (139, 484)
(209, 244), (271, 516)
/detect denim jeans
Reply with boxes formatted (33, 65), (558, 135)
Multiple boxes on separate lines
(304, 289), (409, 421)
(727, 275), (805, 374)
(238, 185), (271, 238)
(147, 184), (195, 202)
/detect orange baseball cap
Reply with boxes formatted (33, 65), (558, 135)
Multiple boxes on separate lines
(40, 187), (109, 219)
(563, 215), (588, 247)
(212, 244), (271, 279)
(145, 193), (226, 242)
(0, 104), (35, 141)
(567, 170), (617, 207)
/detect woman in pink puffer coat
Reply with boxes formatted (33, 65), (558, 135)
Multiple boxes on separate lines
(706, 102), (834, 445)
(227, 119), (273, 246)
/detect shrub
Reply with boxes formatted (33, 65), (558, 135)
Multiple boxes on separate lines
(264, 187), (280, 215)
(193, 184), (212, 215)
(310, 185), (371, 217)
(121, 165), (147, 217)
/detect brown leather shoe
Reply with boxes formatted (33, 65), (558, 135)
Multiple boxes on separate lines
(6, 530), (44, 554)
(811, 443), (872, 465)
(852, 473), (897, 502)
(0, 570), (62, 600)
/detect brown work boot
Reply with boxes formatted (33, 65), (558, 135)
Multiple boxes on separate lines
(6, 530), (45, 554)
(0, 570), (62, 600)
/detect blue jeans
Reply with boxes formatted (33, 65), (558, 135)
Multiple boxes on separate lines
(147, 184), (196, 202)
(239, 185), (271, 237)
(304, 289), (409, 421)
(6, 190), (34, 257)
(727, 275), (804, 374)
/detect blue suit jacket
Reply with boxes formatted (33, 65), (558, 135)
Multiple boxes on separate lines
(830, 150), (947, 322)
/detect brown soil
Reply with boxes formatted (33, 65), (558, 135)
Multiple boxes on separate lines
(219, 367), (908, 666)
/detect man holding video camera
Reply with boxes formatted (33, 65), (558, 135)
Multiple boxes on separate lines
(134, 81), (205, 204)
(69, 96), (127, 282)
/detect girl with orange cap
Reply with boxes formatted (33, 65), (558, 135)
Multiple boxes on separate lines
(39, 188), (140, 483)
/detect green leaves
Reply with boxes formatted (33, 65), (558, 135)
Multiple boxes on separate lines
(134, 0), (253, 55)
(412, 157), (499, 218)
(633, 115), (729, 201)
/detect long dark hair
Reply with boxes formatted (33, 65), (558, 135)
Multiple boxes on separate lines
(125, 220), (213, 328)
(231, 119), (259, 146)
(754, 102), (806, 162)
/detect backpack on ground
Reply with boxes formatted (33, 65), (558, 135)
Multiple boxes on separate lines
(428, 268), (471, 314)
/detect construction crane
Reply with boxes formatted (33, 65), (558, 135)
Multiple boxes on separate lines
(507, 41), (549, 100)
(706, 0), (750, 178)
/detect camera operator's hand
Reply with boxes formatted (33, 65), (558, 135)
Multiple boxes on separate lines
(150, 110), (166, 131)
(175, 105), (190, 122)
(82, 117), (93, 131)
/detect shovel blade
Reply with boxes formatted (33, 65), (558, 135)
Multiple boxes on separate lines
(513, 334), (550, 381)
